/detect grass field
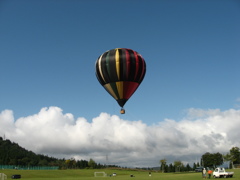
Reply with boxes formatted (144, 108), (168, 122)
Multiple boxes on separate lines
(1, 168), (240, 180)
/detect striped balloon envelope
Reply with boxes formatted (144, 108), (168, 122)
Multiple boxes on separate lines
(95, 48), (146, 114)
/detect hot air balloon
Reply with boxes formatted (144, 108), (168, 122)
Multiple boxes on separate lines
(95, 48), (146, 114)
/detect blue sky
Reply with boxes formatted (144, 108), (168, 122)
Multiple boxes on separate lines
(0, 0), (240, 167)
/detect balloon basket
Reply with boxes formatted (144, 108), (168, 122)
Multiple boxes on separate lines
(120, 108), (125, 114)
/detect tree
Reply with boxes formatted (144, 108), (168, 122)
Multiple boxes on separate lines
(168, 163), (174, 172)
(193, 162), (197, 169)
(224, 147), (240, 168)
(160, 159), (167, 173)
(202, 152), (223, 168)
(185, 163), (192, 171)
(165, 164), (169, 172)
(213, 152), (224, 167)
(76, 159), (88, 169)
(174, 160), (182, 172)
(65, 159), (71, 169)
(229, 147), (240, 164)
(65, 158), (76, 169)
(88, 158), (97, 169)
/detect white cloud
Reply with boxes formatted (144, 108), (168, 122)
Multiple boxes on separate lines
(1, 107), (240, 167)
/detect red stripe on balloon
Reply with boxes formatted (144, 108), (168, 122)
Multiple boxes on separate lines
(133, 51), (139, 81)
(123, 81), (139, 99)
(139, 58), (145, 82)
(125, 49), (130, 80)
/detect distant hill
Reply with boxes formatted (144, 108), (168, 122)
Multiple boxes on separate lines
(0, 136), (60, 167)
(0, 137), (105, 169)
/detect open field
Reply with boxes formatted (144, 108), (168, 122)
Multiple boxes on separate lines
(1, 168), (240, 180)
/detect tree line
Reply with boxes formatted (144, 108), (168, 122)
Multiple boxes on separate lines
(159, 159), (193, 173)
(0, 137), (108, 169)
(160, 147), (240, 172)
(1, 137), (239, 170)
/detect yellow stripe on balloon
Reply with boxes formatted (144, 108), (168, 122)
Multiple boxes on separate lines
(98, 54), (106, 83)
(116, 81), (123, 99)
(115, 49), (120, 80)
(104, 84), (118, 100)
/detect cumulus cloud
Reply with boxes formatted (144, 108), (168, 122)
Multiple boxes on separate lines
(0, 107), (240, 167)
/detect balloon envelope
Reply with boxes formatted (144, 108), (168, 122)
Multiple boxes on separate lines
(95, 48), (146, 109)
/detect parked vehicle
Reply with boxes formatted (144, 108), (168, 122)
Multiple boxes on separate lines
(11, 174), (21, 179)
(213, 167), (234, 178)
(195, 167), (203, 172)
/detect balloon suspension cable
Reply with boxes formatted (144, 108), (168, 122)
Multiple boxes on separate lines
(120, 108), (125, 114)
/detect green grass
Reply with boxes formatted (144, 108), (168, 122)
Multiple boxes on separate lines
(1, 168), (240, 180)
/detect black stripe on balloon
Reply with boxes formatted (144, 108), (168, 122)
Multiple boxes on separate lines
(100, 52), (111, 83)
(135, 56), (145, 83)
(120, 49), (128, 81)
(95, 60), (105, 85)
(128, 49), (136, 82)
(108, 49), (118, 83)
(140, 60), (146, 84)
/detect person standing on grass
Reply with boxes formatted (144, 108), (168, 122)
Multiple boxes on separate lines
(202, 168), (207, 179)
(208, 169), (212, 178)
